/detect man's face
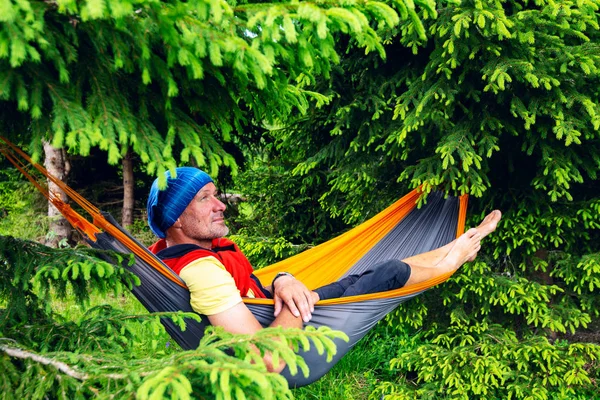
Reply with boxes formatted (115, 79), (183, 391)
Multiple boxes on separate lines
(178, 182), (229, 242)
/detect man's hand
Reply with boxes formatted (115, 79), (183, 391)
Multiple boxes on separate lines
(272, 276), (319, 322)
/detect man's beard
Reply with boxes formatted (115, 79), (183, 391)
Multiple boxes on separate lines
(190, 224), (229, 241)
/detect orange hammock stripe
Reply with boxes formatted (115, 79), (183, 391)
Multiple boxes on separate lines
(255, 189), (421, 287)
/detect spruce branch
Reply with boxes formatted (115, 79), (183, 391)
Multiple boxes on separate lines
(0, 345), (88, 381)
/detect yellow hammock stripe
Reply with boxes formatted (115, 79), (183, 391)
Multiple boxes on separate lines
(246, 191), (468, 306)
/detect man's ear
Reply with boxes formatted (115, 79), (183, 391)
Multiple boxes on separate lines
(172, 218), (183, 229)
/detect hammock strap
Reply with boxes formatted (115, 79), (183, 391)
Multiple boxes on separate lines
(0, 136), (186, 289)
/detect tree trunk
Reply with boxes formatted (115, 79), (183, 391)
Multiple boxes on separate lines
(532, 249), (558, 341)
(43, 141), (72, 248)
(122, 151), (134, 228)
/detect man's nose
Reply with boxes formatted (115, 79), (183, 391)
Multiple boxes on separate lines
(213, 196), (226, 211)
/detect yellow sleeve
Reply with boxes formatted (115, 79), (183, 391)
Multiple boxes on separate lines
(178, 256), (243, 315)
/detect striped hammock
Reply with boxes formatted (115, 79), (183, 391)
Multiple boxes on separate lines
(0, 136), (467, 387)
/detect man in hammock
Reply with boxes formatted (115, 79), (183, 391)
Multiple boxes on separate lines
(147, 167), (501, 372)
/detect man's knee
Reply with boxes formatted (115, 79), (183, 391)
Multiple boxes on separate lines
(379, 260), (411, 288)
(342, 259), (411, 297)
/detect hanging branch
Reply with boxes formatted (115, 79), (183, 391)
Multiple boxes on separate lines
(0, 345), (88, 380)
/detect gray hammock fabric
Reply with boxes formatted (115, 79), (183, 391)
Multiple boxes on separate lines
(0, 136), (462, 386)
(89, 191), (461, 387)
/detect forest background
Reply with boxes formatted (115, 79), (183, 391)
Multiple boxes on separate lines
(0, 0), (599, 398)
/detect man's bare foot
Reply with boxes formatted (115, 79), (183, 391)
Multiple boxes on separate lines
(477, 210), (502, 238)
(436, 228), (481, 272)
(461, 210), (501, 262)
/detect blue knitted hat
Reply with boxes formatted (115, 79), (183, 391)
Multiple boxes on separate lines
(147, 167), (213, 238)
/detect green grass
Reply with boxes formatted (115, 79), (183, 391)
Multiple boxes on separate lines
(0, 178), (48, 241)
(294, 347), (379, 399)
(51, 289), (178, 356)
(295, 327), (410, 399)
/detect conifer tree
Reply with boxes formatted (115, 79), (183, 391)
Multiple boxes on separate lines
(234, 0), (600, 398)
(0, 0), (415, 180)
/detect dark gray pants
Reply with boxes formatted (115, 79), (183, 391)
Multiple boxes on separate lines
(314, 259), (411, 300)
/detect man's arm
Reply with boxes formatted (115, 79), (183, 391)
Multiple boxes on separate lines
(208, 302), (302, 373)
(178, 257), (306, 373)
